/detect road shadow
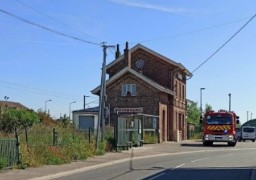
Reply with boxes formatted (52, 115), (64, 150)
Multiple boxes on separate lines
(142, 167), (254, 180)
(180, 142), (234, 148)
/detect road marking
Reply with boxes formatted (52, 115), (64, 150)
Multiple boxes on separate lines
(172, 163), (185, 170)
(147, 173), (166, 180)
(191, 157), (209, 163)
(219, 153), (234, 157)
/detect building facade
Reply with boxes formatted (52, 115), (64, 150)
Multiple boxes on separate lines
(92, 43), (191, 141)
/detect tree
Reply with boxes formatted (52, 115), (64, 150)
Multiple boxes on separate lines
(205, 103), (213, 113)
(61, 114), (69, 128)
(18, 109), (39, 143)
(186, 102), (200, 125)
(0, 109), (39, 139)
(0, 109), (19, 134)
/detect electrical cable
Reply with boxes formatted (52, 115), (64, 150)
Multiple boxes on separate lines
(191, 13), (256, 74)
(14, 0), (102, 42)
(0, 8), (101, 46)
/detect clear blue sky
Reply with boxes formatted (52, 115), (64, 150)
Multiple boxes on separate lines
(0, 0), (255, 124)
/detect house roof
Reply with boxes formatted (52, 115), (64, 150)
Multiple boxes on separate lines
(0, 101), (29, 110)
(73, 106), (99, 113)
(91, 67), (174, 95)
(106, 43), (192, 77)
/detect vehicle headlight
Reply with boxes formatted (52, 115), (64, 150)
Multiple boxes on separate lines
(228, 135), (233, 140)
(205, 135), (209, 140)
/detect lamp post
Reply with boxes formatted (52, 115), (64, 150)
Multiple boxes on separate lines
(200, 88), (205, 122)
(4, 96), (9, 101)
(228, 93), (231, 111)
(44, 99), (52, 113)
(69, 101), (76, 121)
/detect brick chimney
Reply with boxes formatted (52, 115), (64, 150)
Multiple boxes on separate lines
(115, 44), (121, 59)
(124, 41), (131, 67)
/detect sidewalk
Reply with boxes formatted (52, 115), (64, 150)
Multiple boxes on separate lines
(0, 141), (197, 180)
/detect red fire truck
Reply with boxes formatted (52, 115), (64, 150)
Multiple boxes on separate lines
(202, 110), (240, 146)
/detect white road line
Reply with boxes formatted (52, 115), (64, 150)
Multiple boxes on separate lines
(219, 153), (234, 157)
(172, 163), (185, 170)
(147, 173), (166, 180)
(191, 157), (209, 163)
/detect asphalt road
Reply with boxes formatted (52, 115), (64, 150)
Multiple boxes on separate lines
(53, 142), (256, 180)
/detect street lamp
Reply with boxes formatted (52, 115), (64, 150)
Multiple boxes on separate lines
(69, 101), (76, 121)
(200, 88), (205, 122)
(228, 93), (231, 111)
(45, 99), (52, 113)
(4, 96), (9, 101)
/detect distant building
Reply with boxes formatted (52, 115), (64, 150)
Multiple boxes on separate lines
(0, 101), (29, 110)
(91, 42), (192, 142)
(72, 106), (99, 131)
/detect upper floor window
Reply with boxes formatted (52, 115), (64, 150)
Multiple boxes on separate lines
(121, 84), (136, 96)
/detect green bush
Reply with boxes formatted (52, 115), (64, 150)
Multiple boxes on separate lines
(96, 140), (106, 155)
(143, 132), (158, 144)
(19, 125), (96, 167)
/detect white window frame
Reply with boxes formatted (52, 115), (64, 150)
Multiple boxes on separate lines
(121, 84), (136, 96)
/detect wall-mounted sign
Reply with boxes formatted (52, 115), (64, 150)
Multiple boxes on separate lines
(114, 107), (143, 114)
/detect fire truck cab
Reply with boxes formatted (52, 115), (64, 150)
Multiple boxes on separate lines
(202, 110), (240, 146)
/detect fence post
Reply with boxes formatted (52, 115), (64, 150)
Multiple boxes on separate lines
(15, 128), (21, 165)
(89, 127), (91, 144)
(53, 128), (55, 146)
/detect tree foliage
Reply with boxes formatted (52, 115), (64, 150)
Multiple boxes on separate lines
(0, 109), (39, 134)
(186, 102), (200, 125)
(205, 103), (213, 113)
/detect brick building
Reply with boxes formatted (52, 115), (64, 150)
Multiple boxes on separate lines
(92, 43), (192, 141)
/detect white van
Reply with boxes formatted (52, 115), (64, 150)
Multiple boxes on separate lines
(240, 126), (256, 142)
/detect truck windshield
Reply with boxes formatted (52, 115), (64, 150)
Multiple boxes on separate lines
(205, 114), (232, 125)
(243, 127), (255, 133)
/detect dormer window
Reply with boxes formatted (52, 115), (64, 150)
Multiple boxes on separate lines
(121, 84), (136, 96)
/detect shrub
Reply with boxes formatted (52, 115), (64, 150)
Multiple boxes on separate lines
(96, 141), (106, 155)
(143, 132), (158, 144)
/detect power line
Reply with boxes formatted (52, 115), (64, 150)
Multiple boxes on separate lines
(0, 79), (90, 100)
(0, 8), (101, 46)
(131, 17), (249, 46)
(191, 13), (256, 74)
(14, 0), (101, 42)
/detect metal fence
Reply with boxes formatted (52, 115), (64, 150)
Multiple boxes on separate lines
(0, 139), (17, 168)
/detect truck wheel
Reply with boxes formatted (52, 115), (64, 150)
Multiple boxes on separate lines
(252, 140), (255, 142)
(203, 141), (213, 146)
(228, 142), (236, 147)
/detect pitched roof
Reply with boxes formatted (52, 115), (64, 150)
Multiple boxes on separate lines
(0, 101), (29, 110)
(107, 43), (192, 77)
(91, 67), (174, 95)
(73, 106), (99, 113)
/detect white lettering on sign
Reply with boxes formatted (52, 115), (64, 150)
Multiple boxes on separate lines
(114, 107), (143, 113)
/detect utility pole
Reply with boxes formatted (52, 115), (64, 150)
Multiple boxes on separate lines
(200, 88), (205, 122)
(84, 95), (89, 109)
(228, 93), (231, 111)
(96, 43), (115, 150)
